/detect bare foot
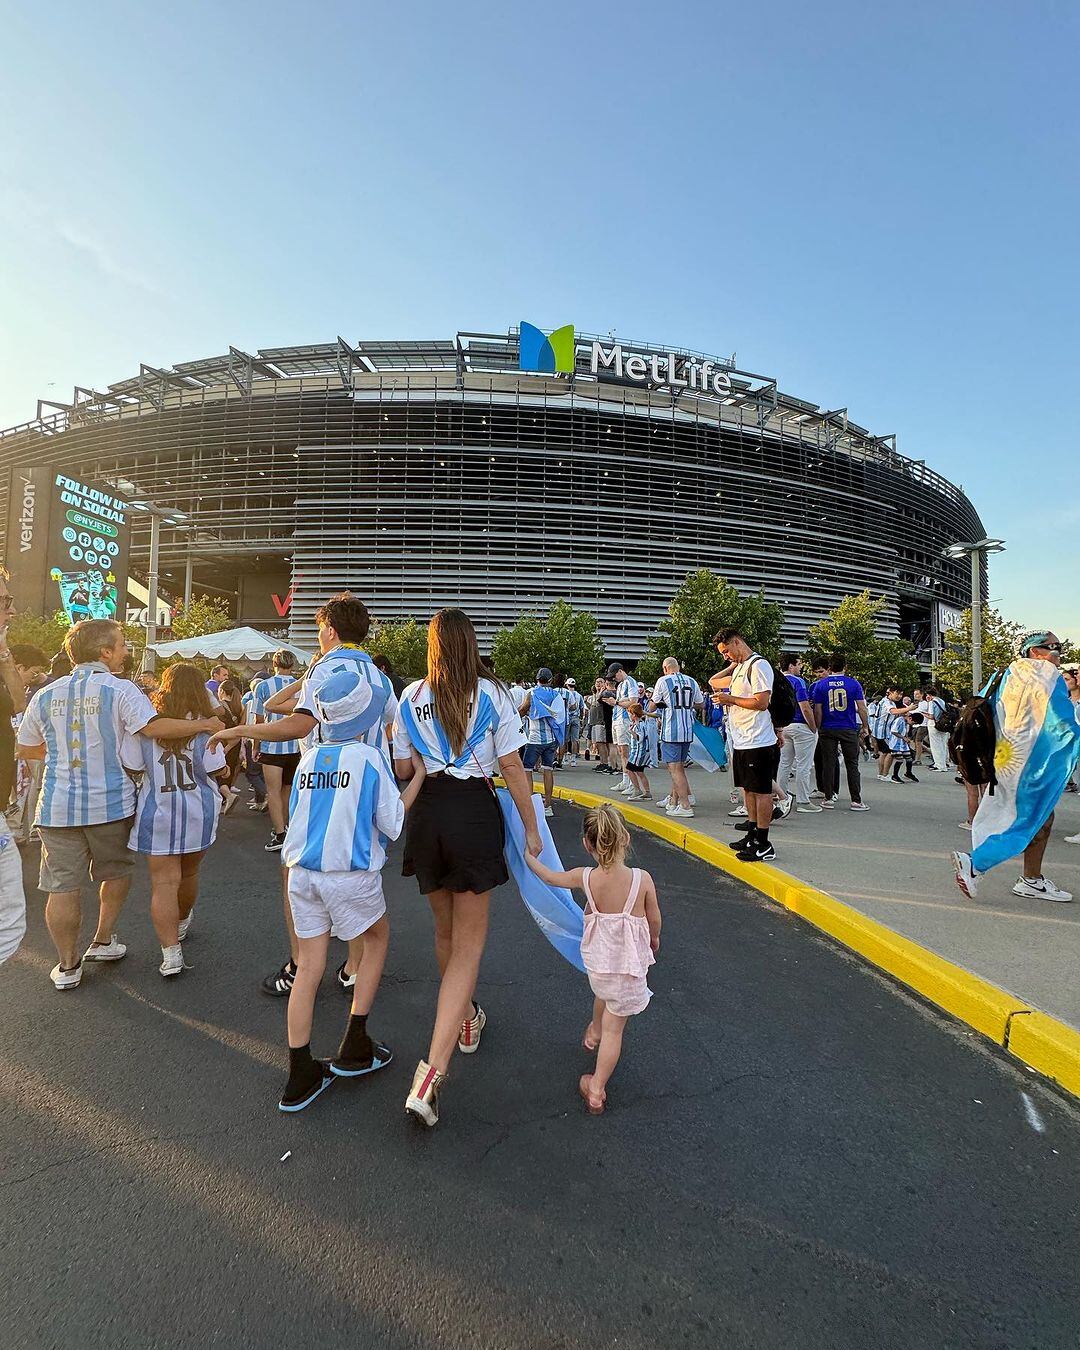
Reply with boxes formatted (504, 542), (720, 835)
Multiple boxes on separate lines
(582, 1022), (600, 1052)
(579, 1074), (606, 1115)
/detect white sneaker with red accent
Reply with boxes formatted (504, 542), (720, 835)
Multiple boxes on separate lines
(952, 851), (979, 899)
(405, 1059), (445, 1127)
(458, 1003), (487, 1054)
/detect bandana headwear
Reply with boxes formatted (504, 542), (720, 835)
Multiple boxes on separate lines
(1018, 631), (1053, 657)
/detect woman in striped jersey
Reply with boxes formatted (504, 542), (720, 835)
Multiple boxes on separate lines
(125, 663), (231, 977)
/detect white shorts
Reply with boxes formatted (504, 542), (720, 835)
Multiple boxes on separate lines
(588, 970), (652, 1018)
(287, 866), (386, 941)
(612, 720), (632, 747)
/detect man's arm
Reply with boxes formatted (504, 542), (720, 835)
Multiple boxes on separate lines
(210, 711), (316, 747)
(799, 699), (816, 730)
(713, 689), (770, 712)
(264, 677), (304, 715)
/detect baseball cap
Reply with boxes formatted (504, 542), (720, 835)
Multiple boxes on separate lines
(605, 662), (624, 679)
(565, 677), (576, 687)
(312, 667), (384, 743)
(536, 667), (553, 682)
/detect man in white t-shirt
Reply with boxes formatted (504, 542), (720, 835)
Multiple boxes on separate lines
(606, 661), (639, 792)
(709, 627), (779, 863)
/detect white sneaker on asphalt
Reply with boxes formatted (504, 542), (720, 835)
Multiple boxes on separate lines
(876, 775), (890, 782)
(50, 961), (82, 991)
(952, 851), (979, 899)
(83, 935), (127, 962)
(657, 796), (671, 809)
(178, 915), (192, 941)
(1012, 877), (1072, 903)
(821, 798), (837, 809)
(850, 802), (871, 812)
(809, 790), (825, 800)
(776, 795), (794, 819)
(1065, 833), (1080, 844)
(688, 793), (697, 806)
(544, 805), (554, 817)
(159, 943), (185, 977)
(569, 757), (578, 767)
(728, 806), (748, 818)
(669, 805), (695, 818)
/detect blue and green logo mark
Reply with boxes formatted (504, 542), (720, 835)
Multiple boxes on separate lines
(519, 322), (576, 374)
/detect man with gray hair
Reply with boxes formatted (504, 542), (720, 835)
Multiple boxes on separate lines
(647, 657), (704, 818)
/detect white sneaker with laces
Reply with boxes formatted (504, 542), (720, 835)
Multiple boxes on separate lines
(657, 796), (671, 808)
(952, 851), (979, 898)
(670, 804), (695, 818)
(688, 793), (697, 806)
(1012, 876), (1072, 903)
(1065, 833), (1080, 844)
(50, 961), (82, 991)
(850, 802), (871, 812)
(159, 944), (185, 977)
(178, 915), (192, 941)
(569, 756), (578, 767)
(544, 805), (554, 817)
(83, 935), (127, 962)
(728, 806), (748, 818)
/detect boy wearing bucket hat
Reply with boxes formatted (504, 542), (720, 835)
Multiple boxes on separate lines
(275, 667), (426, 1112)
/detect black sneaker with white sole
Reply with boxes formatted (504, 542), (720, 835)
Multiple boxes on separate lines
(261, 960), (296, 996)
(265, 830), (286, 852)
(336, 962), (356, 995)
(735, 841), (777, 862)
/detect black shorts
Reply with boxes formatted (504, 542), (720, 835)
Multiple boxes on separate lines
(260, 751), (301, 785)
(732, 744), (781, 795)
(627, 760), (650, 773)
(403, 775), (509, 896)
(873, 737), (891, 754)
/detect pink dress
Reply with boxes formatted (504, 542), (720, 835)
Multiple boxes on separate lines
(580, 867), (654, 1017)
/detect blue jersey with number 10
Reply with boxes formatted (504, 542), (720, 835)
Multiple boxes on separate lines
(811, 675), (865, 731)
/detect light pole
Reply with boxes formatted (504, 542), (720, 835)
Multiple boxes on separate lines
(129, 501), (188, 671)
(942, 537), (1006, 693)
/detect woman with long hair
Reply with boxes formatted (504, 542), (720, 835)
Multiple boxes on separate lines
(126, 661), (230, 976)
(214, 678), (246, 811)
(393, 608), (541, 1127)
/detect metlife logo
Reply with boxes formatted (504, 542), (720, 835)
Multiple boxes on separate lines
(518, 322), (732, 397)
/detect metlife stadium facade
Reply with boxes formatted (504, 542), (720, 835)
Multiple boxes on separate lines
(0, 326), (985, 659)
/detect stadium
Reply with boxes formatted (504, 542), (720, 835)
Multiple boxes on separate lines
(0, 326), (985, 659)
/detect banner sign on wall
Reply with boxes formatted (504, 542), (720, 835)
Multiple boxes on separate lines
(5, 468), (130, 622)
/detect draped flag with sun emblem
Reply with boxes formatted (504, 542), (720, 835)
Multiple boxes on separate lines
(970, 659), (1080, 873)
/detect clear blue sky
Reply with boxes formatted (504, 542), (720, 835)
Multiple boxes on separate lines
(1, 0), (1076, 638)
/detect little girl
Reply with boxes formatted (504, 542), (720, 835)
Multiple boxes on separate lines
(527, 802), (661, 1114)
(622, 703), (653, 802)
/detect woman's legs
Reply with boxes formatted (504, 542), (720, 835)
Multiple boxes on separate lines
(425, 890), (491, 1072)
(148, 855), (183, 947)
(177, 850), (206, 922)
(288, 931), (330, 1049)
(262, 763), (286, 834)
(427, 888), (454, 977)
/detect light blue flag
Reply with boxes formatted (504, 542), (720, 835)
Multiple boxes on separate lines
(971, 659), (1080, 873)
(495, 787), (585, 971)
(529, 686), (567, 741)
(691, 722), (729, 772)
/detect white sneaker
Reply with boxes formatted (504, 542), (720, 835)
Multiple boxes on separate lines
(876, 775), (890, 782)
(569, 756), (578, 767)
(83, 934), (127, 962)
(850, 802), (871, 812)
(178, 915), (192, 941)
(159, 943), (185, 977)
(1013, 877), (1072, 903)
(50, 961), (82, 991)
(797, 802), (824, 813)
(670, 804), (695, 818)
(1065, 833), (1080, 844)
(688, 794), (697, 806)
(625, 792), (646, 801)
(952, 851), (979, 899)
(657, 796), (671, 809)
(544, 805), (554, 817)
(728, 806), (748, 818)
(809, 790), (826, 800)
(776, 795), (794, 819)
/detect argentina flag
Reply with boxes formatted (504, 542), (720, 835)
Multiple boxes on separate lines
(495, 788), (585, 971)
(971, 660), (1080, 873)
(691, 722), (729, 773)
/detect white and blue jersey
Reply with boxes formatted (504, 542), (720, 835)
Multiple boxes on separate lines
(562, 688), (584, 726)
(394, 677), (525, 779)
(628, 719), (651, 765)
(282, 741), (404, 873)
(649, 673), (703, 743)
(18, 663), (157, 827)
(253, 673), (301, 755)
(886, 713), (911, 755)
(126, 729), (226, 856)
(526, 686), (566, 746)
(297, 647), (398, 753)
(614, 676), (638, 728)
(872, 700), (896, 742)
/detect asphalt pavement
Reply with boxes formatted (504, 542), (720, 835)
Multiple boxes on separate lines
(3, 805), (1079, 1350)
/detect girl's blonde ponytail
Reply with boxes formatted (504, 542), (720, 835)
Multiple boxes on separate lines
(583, 803), (630, 868)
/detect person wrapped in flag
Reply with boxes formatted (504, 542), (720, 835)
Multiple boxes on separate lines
(953, 631), (1080, 903)
(518, 667), (566, 818)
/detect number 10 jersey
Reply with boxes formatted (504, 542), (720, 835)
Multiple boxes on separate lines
(125, 729), (227, 856)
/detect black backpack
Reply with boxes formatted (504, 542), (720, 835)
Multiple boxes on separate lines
(935, 700), (959, 735)
(748, 657), (798, 728)
(949, 672), (1003, 791)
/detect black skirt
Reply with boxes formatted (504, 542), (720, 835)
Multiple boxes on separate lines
(402, 774), (508, 896)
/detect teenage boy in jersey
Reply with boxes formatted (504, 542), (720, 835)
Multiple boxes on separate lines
(520, 667), (563, 817)
(710, 628), (779, 862)
(252, 648), (302, 853)
(776, 653), (820, 812)
(276, 667), (427, 1112)
(17, 618), (223, 990)
(607, 661), (639, 792)
(647, 656), (704, 818)
(810, 654), (871, 811)
(213, 593), (397, 997)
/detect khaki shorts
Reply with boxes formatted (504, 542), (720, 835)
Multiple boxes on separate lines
(38, 818), (135, 894)
(612, 720), (632, 747)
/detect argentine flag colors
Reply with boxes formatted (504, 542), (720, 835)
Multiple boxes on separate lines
(282, 742), (404, 872)
(495, 788), (585, 971)
(528, 685), (566, 745)
(971, 659), (1080, 874)
(690, 722), (729, 772)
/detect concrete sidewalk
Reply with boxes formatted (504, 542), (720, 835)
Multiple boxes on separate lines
(552, 753), (1080, 1031)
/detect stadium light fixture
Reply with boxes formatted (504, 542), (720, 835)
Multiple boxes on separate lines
(941, 538), (1007, 691)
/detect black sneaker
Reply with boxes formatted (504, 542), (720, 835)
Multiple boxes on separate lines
(905, 772), (919, 783)
(592, 764), (608, 773)
(735, 841), (777, 862)
(265, 830), (286, 853)
(279, 1061), (334, 1113)
(336, 962), (356, 995)
(261, 960), (296, 996)
(731, 818), (755, 832)
(728, 836), (754, 850)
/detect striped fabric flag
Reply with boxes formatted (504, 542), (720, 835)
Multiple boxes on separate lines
(971, 659), (1080, 873)
(691, 722), (729, 772)
(495, 788), (585, 971)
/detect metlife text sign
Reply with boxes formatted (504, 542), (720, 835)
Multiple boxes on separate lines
(588, 340), (733, 396)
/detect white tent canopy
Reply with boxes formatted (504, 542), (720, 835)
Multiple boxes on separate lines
(147, 626), (312, 664)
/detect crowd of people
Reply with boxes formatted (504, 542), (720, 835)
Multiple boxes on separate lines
(1, 568), (1077, 1124)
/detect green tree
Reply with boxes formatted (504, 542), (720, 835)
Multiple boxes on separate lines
(367, 619), (429, 679)
(170, 595), (232, 640)
(935, 606), (1026, 698)
(636, 570), (784, 686)
(6, 609), (70, 658)
(491, 600), (605, 686)
(805, 591), (919, 694)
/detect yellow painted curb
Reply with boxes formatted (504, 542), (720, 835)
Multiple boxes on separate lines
(1008, 1012), (1080, 1098)
(550, 783), (1077, 1097)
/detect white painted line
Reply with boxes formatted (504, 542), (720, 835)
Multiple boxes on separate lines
(1020, 1092), (1046, 1134)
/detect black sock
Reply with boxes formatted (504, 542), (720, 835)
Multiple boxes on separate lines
(289, 1043), (316, 1075)
(755, 827), (770, 847)
(337, 1013), (373, 1064)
